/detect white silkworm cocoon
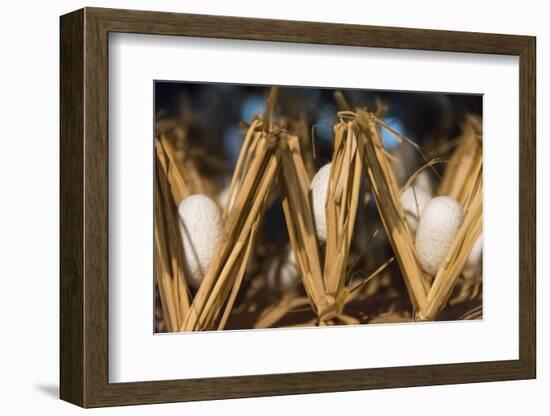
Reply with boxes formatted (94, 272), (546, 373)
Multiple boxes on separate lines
(310, 163), (332, 243)
(463, 233), (483, 280)
(415, 196), (464, 276)
(400, 186), (432, 234)
(218, 183), (236, 212)
(267, 250), (299, 291)
(414, 170), (433, 196)
(178, 194), (223, 288)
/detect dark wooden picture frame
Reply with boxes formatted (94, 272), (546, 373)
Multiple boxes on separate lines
(60, 7), (536, 408)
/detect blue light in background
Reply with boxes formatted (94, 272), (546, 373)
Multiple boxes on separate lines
(381, 117), (406, 151)
(295, 89), (322, 112)
(223, 125), (243, 168)
(240, 95), (266, 123)
(314, 104), (338, 143)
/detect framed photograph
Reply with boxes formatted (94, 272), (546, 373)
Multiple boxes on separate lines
(60, 7), (536, 407)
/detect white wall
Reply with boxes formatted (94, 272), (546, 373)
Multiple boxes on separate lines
(0, 0), (546, 414)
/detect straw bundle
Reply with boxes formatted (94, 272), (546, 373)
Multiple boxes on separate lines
(154, 115), (221, 331)
(189, 137), (278, 330)
(275, 115), (372, 326)
(430, 115), (483, 315)
(352, 109), (482, 320)
(152, 88), (284, 331)
(154, 137), (192, 332)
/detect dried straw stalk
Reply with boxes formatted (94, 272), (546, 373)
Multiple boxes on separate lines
(254, 295), (311, 329)
(438, 114), (482, 203)
(154, 138), (192, 331)
(323, 122), (363, 298)
(277, 133), (327, 315)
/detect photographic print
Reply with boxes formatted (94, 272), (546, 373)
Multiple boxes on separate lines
(153, 82), (483, 333)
